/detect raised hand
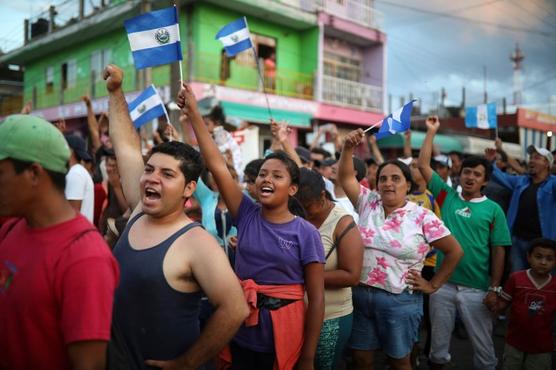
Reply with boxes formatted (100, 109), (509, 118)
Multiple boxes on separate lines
(484, 148), (497, 162)
(425, 115), (440, 133)
(81, 95), (92, 107)
(103, 64), (123, 92)
(271, 120), (290, 143)
(494, 137), (503, 151)
(20, 100), (33, 115)
(176, 82), (199, 118)
(343, 129), (364, 149)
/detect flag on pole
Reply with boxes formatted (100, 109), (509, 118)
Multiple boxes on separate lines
(215, 17), (253, 57)
(124, 7), (182, 69)
(128, 85), (167, 128)
(375, 100), (416, 140)
(465, 103), (497, 129)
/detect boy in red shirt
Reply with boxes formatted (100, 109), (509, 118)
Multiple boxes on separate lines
(498, 238), (556, 370)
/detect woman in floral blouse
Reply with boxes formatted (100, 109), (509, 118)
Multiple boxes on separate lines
(338, 129), (463, 370)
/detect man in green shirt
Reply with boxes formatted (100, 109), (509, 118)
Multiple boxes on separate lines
(417, 116), (511, 370)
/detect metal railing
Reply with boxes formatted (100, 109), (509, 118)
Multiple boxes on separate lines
(314, 0), (383, 30)
(190, 52), (314, 100)
(322, 75), (382, 111)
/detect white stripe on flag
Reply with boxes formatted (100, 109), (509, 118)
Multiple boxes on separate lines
(217, 27), (251, 47)
(130, 94), (164, 121)
(128, 24), (180, 52)
(476, 104), (489, 130)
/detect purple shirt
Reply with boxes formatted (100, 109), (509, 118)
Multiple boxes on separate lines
(233, 195), (325, 352)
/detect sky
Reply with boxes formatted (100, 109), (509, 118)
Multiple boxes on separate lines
(375, 0), (556, 112)
(1, 0), (555, 113)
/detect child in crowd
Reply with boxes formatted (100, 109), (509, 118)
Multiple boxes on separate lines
(177, 82), (325, 370)
(497, 238), (556, 370)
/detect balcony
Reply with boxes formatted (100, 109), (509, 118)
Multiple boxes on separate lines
(190, 52), (314, 100)
(322, 75), (382, 111)
(314, 0), (383, 30)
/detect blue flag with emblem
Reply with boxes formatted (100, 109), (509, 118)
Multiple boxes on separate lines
(465, 102), (497, 129)
(374, 100), (416, 140)
(215, 17), (253, 57)
(124, 6), (182, 69)
(128, 85), (167, 128)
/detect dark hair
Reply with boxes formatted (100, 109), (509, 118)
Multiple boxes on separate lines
(366, 158), (378, 167)
(296, 167), (333, 204)
(10, 158), (66, 192)
(261, 151), (305, 217)
(376, 159), (417, 193)
(353, 157), (367, 182)
(528, 238), (556, 255)
(149, 141), (204, 183)
(204, 105), (226, 126)
(448, 151), (464, 160)
(244, 159), (264, 179)
(460, 156), (492, 181)
(310, 147), (332, 159)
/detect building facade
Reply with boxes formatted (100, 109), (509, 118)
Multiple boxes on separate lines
(0, 0), (386, 158)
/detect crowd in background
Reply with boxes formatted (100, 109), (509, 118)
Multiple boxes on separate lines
(1, 64), (555, 370)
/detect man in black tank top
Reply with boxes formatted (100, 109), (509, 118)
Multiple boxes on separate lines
(104, 65), (248, 370)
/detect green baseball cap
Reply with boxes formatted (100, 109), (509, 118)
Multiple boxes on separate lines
(0, 114), (70, 174)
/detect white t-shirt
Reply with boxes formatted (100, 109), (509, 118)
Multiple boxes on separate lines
(65, 164), (95, 223)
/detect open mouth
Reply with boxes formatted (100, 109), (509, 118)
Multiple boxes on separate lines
(260, 185), (274, 196)
(144, 187), (161, 201)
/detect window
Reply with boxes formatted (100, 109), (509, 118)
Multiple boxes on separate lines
(61, 59), (76, 90)
(324, 51), (361, 82)
(91, 49), (112, 81)
(45, 66), (54, 93)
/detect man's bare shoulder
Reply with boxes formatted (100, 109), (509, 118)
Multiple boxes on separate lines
(174, 224), (222, 255)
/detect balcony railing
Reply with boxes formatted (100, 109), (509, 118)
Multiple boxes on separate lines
(314, 0), (383, 30)
(322, 75), (382, 111)
(190, 52), (314, 100)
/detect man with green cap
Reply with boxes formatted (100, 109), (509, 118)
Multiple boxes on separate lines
(0, 114), (119, 370)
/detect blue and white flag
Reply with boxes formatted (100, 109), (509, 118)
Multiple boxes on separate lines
(375, 100), (416, 140)
(128, 85), (167, 128)
(124, 7), (182, 69)
(465, 103), (497, 129)
(215, 17), (253, 57)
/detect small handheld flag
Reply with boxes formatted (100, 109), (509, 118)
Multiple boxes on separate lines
(124, 7), (182, 69)
(215, 17), (253, 57)
(465, 103), (497, 130)
(128, 85), (168, 128)
(365, 100), (416, 140)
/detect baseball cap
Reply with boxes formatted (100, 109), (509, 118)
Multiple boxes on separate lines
(0, 114), (70, 174)
(433, 154), (452, 168)
(65, 134), (92, 162)
(527, 145), (554, 167)
(295, 146), (311, 164)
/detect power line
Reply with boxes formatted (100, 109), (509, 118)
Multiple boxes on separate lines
(376, 0), (556, 38)
(507, 0), (556, 32)
(387, 0), (503, 30)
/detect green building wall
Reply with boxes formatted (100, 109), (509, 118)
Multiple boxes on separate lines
(22, 1), (319, 110)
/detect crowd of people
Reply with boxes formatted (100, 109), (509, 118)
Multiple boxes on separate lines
(1, 63), (555, 370)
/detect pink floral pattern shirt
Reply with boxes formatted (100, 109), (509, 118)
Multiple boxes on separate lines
(357, 186), (451, 293)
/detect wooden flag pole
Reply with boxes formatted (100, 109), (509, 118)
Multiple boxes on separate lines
(243, 17), (273, 121)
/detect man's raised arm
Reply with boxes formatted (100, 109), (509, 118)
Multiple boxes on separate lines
(104, 65), (144, 209)
(417, 116), (440, 184)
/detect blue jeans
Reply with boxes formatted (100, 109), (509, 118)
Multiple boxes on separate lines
(349, 285), (423, 359)
(511, 236), (531, 272)
(429, 283), (496, 370)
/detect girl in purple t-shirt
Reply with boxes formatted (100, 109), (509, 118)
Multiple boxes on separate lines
(179, 83), (325, 370)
